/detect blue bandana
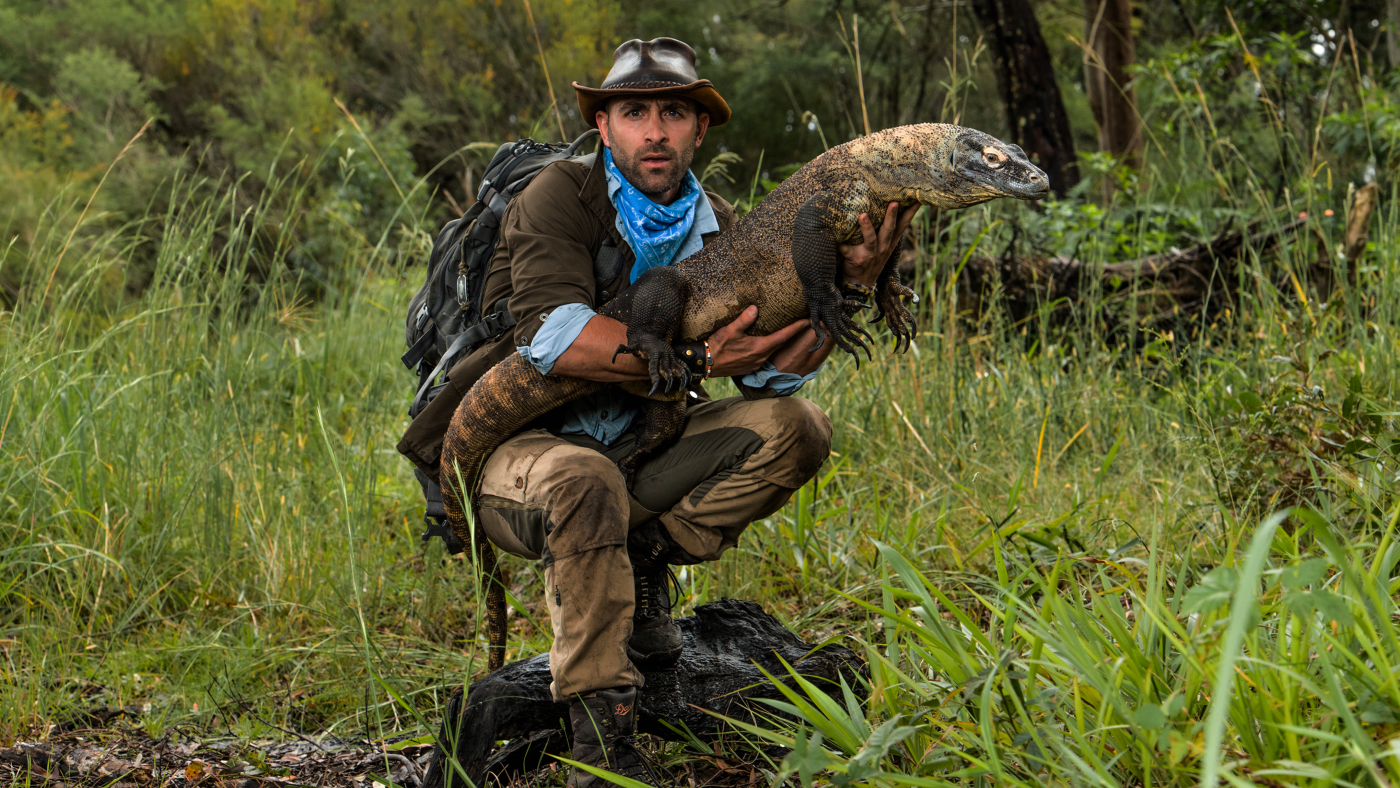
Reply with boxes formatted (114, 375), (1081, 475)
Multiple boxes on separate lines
(604, 148), (702, 283)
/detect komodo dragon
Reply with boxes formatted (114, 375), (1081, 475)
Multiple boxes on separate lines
(441, 123), (1048, 670)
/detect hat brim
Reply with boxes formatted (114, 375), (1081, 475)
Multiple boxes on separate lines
(573, 80), (731, 128)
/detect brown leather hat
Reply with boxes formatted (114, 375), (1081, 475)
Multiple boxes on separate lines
(574, 38), (731, 128)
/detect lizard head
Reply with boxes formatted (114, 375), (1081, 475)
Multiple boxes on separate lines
(942, 128), (1050, 205)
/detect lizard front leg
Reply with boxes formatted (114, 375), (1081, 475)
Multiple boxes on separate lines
(791, 193), (874, 359)
(609, 267), (692, 395)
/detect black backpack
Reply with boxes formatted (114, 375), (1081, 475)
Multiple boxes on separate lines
(401, 128), (622, 552)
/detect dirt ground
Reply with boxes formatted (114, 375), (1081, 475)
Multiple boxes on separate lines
(0, 721), (432, 788)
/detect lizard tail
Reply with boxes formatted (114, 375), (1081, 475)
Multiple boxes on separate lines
(440, 353), (604, 673)
(478, 537), (507, 671)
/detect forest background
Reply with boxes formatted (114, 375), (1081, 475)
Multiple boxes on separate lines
(7, 0), (1400, 786)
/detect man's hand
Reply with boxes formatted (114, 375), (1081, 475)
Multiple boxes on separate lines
(838, 202), (921, 287)
(707, 305), (809, 377)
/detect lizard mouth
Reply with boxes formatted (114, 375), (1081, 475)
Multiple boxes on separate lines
(975, 163), (1049, 200)
(1008, 173), (1050, 200)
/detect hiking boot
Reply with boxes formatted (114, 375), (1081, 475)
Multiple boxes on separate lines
(626, 521), (698, 668)
(567, 687), (660, 788)
(627, 562), (683, 669)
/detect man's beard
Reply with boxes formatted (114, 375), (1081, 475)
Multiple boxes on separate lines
(611, 139), (697, 200)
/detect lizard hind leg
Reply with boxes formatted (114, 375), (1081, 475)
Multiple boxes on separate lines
(617, 399), (688, 484)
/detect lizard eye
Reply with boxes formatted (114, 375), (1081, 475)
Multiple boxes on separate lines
(982, 148), (1005, 168)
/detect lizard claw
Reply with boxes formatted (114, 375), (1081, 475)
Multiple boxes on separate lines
(644, 341), (689, 397)
(809, 320), (829, 353)
(810, 304), (872, 363)
(876, 280), (918, 354)
(808, 283), (873, 360)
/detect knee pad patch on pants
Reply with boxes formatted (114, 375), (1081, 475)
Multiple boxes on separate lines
(752, 397), (833, 488)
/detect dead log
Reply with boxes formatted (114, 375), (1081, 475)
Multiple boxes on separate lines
(421, 598), (867, 788)
(904, 187), (1381, 337)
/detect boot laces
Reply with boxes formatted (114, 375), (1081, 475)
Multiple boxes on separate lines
(635, 564), (680, 621)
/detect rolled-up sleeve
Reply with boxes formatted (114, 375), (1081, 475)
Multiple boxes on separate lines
(518, 303), (598, 375)
(740, 361), (822, 396)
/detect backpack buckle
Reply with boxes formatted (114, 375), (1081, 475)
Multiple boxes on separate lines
(479, 311), (508, 339)
(421, 515), (465, 554)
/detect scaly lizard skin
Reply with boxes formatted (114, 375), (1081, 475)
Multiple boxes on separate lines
(441, 123), (1048, 669)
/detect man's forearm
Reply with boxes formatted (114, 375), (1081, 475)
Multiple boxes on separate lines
(551, 310), (833, 383)
(551, 314), (652, 382)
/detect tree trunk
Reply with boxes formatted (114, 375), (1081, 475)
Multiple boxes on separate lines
(972, 0), (1081, 197)
(1083, 0), (1142, 179)
(1389, 0), (1400, 69)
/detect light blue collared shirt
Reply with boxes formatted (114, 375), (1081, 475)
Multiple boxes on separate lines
(517, 174), (822, 445)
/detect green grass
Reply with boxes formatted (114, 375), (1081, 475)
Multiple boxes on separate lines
(4, 137), (1400, 788)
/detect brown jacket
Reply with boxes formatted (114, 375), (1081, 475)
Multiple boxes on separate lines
(397, 152), (738, 474)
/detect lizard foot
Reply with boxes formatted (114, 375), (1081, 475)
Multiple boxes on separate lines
(614, 339), (690, 396)
(808, 284), (873, 361)
(876, 281), (918, 353)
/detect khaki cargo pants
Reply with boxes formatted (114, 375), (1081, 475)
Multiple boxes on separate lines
(475, 395), (831, 701)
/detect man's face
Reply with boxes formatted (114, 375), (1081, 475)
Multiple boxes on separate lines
(597, 97), (710, 203)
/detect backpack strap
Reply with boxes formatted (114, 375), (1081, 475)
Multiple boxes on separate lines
(594, 236), (622, 300)
(401, 310), (437, 371)
(414, 467), (464, 554)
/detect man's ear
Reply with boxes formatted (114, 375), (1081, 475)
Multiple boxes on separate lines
(694, 111), (710, 146)
(596, 110), (611, 147)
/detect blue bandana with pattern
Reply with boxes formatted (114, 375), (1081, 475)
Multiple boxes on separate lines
(603, 147), (702, 283)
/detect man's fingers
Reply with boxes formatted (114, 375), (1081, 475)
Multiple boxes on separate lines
(715, 305), (759, 337)
(893, 204), (921, 238)
(858, 212), (877, 247)
(770, 318), (810, 343)
(748, 319), (809, 352)
(877, 202), (902, 245)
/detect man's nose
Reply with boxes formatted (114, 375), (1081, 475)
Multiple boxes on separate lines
(642, 112), (668, 144)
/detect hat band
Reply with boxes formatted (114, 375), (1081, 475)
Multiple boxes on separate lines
(597, 79), (697, 91)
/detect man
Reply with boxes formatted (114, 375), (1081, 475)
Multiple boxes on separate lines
(398, 38), (914, 786)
